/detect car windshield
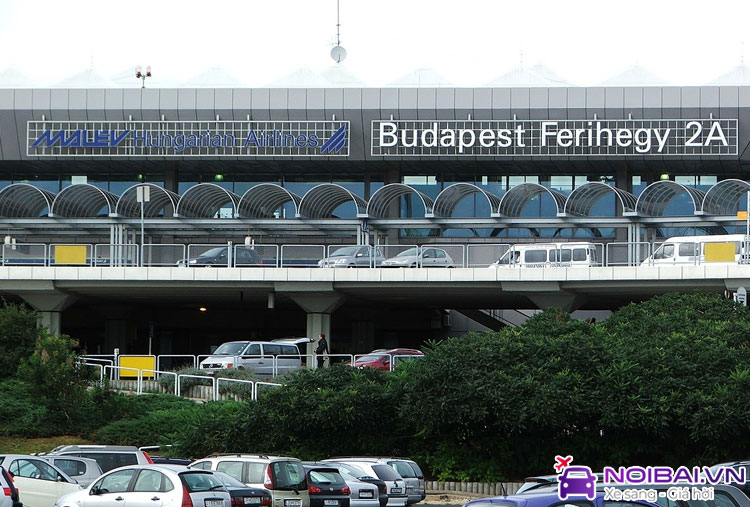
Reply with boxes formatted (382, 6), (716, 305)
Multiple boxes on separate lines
(396, 248), (418, 257)
(357, 354), (386, 362)
(212, 471), (247, 488)
(390, 462), (416, 478)
(331, 247), (360, 257)
(213, 342), (250, 355)
(372, 465), (401, 481)
(200, 247), (225, 257)
(309, 470), (344, 485)
(180, 472), (225, 492)
(331, 463), (370, 479)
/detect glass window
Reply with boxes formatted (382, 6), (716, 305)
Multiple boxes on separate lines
(654, 496), (680, 507)
(181, 472), (223, 493)
(281, 345), (298, 356)
(10, 459), (60, 481)
(133, 470), (164, 492)
(263, 344), (282, 356)
(573, 248), (587, 261)
(371, 465), (401, 481)
(435, 249), (446, 259)
(407, 462), (424, 478)
(214, 342), (250, 355)
(525, 250), (548, 263)
(389, 462), (416, 478)
(653, 244), (674, 259)
(678, 243), (697, 256)
(217, 461), (244, 481)
(245, 344), (261, 356)
(550, 176), (573, 191)
(191, 461), (212, 470)
(309, 470), (344, 484)
(93, 469), (137, 494)
(247, 463), (266, 483)
(271, 461), (306, 490)
(53, 459), (86, 477)
(713, 491), (742, 507)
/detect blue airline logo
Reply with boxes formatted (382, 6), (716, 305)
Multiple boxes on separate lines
(32, 129), (131, 148)
(320, 123), (347, 154)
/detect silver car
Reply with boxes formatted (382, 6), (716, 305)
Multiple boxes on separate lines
(384, 460), (423, 505)
(380, 248), (455, 268)
(308, 462), (380, 507)
(318, 246), (384, 268)
(54, 464), (231, 507)
(322, 460), (407, 507)
(42, 456), (103, 488)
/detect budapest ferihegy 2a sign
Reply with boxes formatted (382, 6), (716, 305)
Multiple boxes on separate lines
(372, 119), (737, 156)
(27, 120), (349, 157)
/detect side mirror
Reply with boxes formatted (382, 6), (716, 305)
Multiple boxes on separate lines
(356, 253), (364, 257)
(90, 487), (100, 496)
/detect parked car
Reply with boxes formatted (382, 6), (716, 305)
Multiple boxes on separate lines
(177, 246), (263, 267)
(0, 455), (81, 507)
(304, 463), (378, 507)
(318, 247), (384, 268)
(41, 456), (102, 488)
(211, 471), (272, 507)
(326, 462), (387, 507)
(0, 466), (21, 507)
(707, 461), (750, 498)
(382, 460), (423, 505)
(514, 472), (605, 495)
(381, 248), (455, 268)
(321, 460), (406, 507)
(353, 350), (424, 371)
(462, 490), (660, 507)
(54, 464), (231, 507)
(189, 454), (309, 507)
(199, 340), (305, 375)
(302, 465), (351, 507)
(46, 444), (154, 473)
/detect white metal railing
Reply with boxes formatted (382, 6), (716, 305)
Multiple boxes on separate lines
(138, 369), (177, 395)
(93, 243), (139, 267)
(606, 242), (652, 266)
(156, 355), (197, 372)
(103, 364), (141, 384)
(143, 244), (186, 267)
(466, 244), (511, 268)
(216, 377), (255, 400)
(280, 244), (326, 267)
(80, 360), (104, 384)
(176, 373), (216, 400)
(253, 381), (282, 400)
(2, 243), (47, 266)
(233, 244), (279, 267)
(48, 244), (95, 266)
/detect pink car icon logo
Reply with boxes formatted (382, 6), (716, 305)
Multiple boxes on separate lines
(558, 466), (597, 500)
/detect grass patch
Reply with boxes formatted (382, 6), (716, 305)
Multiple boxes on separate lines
(0, 435), (94, 454)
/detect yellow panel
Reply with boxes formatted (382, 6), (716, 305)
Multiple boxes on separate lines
(119, 356), (156, 379)
(54, 245), (87, 265)
(738, 211), (748, 219)
(705, 242), (735, 262)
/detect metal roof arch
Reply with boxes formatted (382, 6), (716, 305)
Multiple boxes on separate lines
(635, 180), (706, 216)
(701, 179), (750, 215)
(366, 183), (435, 218)
(176, 183), (240, 218)
(0, 183), (55, 218)
(497, 183), (567, 217)
(298, 184), (367, 218)
(50, 184), (118, 218)
(238, 184), (302, 218)
(563, 182), (637, 216)
(432, 183), (502, 218)
(116, 183), (180, 218)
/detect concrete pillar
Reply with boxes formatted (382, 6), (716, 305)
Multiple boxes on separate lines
(20, 292), (77, 335)
(306, 313), (331, 368)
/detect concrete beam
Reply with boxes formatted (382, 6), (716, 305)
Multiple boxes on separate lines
(527, 293), (587, 312)
(19, 292), (76, 335)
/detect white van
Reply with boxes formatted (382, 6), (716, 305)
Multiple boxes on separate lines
(200, 340), (305, 375)
(489, 243), (601, 268)
(642, 234), (748, 266)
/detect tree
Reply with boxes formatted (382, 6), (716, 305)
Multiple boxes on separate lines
(0, 300), (43, 380)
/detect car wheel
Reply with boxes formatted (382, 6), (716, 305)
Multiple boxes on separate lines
(348, 264), (357, 268)
(204, 261), (213, 268)
(410, 263), (417, 268)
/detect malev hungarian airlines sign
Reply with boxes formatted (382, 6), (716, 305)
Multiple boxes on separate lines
(27, 121), (349, 157)
(371, 119), (737, 156)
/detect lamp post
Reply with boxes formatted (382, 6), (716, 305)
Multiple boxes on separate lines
(135, 65), (152, 88)
(136, 185), (150, 266)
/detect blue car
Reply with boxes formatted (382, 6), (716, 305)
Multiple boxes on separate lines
(463, 490), (660, 507)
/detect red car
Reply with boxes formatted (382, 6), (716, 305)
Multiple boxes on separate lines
(353, 348), (424, 371)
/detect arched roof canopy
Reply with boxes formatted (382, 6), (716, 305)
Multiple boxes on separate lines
(176, 183), (240, 218)
(238, 184), (302, 218)
(635, 181), (706, 216)
(50, 184), (118, 218)
(298, 184), (367, 218)
(563, 182), (637, 216)
(116, 183), (180, 218)
(366, 183), (434, 218)
(0, 183), (55, 218)
(497, 183), (566, 217)
(432, 183), (502, 218)
(701, 179), (750, 215)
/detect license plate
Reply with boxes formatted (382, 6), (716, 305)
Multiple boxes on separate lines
(324, 501), (339, 506)
(390, 488), (402, 494)
(285, 500), (302, 507)
(359, 492), (374, 499)
(205, 501), (223, 507)
(244, 498), (261, 505)
(406, 487), (414, 493)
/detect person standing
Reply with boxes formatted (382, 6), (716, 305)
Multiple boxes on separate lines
(315, 333), (328, 369)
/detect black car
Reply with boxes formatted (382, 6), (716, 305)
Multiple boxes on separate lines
(303, 466), (351, 507)
(178, 246), (263, 267)
(212, 471), (272, 507)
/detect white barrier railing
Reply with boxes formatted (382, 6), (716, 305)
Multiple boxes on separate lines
(49, 243), (95, 266)
(93, 243), (139, 267)
(176, 373), (216, 400)
(80, 361), (104, 384)
(253, 381), (282, 400)
(2, 243), (48, 266)
(216, 377), (255, 400)
(466, 244), (511, 268)
(280, 244), (326, 268)
(104, 364), (141, 384)
(138, 369), (177, 396)
(606, 242), (652, 266)
(156, 354), (197, 372)
(142, 244), (186, 267)
(233, 244), (279, 267)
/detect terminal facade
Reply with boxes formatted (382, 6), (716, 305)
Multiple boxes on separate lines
(0, 86), (749, 357)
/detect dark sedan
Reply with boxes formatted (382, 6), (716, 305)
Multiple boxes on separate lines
(212, 471), (272, 507)
(304, 466), (351, 507)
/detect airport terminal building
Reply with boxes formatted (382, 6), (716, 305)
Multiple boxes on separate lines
(0, 85), (749, 357)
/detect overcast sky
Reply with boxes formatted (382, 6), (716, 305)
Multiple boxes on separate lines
(1, 0), (749, 87)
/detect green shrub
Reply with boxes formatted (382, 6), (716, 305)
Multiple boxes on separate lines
(0, 301), (43, 381)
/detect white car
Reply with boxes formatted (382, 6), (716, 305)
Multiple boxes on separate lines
(199, 341), (305, 375)
(0, 454), (82, 507)
(322, 460), (407, 507)
(42, 456), (103, 488)
(55, 464), (231, 507)
(381, 248), (455, 268)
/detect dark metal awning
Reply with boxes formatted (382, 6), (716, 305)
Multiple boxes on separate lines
(116, 183), (180, 218)
(176, 183), (240, 218)
(366, 183), (434, 218)
(298, 183), (367, 218)
(564, 181), (637, 216)
(50, 183), (118, 218)
(635, 180), (706, 216)
(498, 183), (566, 217)
(432, 183), (502, 218)
(238, 183), (302, 218)
(0, 183), (55, 217)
